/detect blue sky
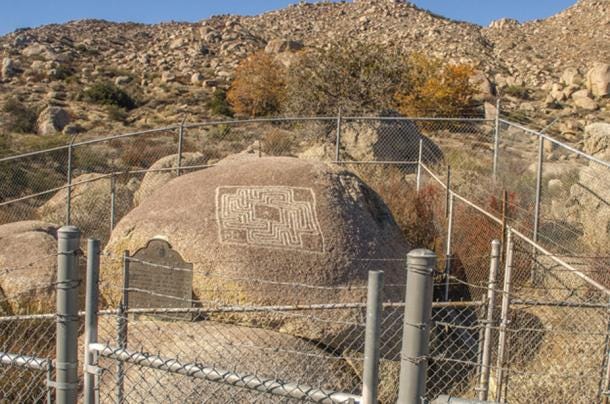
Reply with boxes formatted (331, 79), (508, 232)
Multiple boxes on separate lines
(0, 0), (577, 36)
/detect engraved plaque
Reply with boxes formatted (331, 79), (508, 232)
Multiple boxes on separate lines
(128, 239), (193, 321)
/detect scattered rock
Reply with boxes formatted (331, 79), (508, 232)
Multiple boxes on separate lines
(190, 72), (204, 85)
(561, 67), (582, 86)
(161, 71), (176, 83)
(573, 95), (599, 111)
(264, 39), (304, 54)
(470, 70), (495, 101)
(1, 57), (18, 79)
(114, 75), (132, 86)
(488, 18), (520, 29)
(583, 123), (610, 158)
(37, 106), (71, 135)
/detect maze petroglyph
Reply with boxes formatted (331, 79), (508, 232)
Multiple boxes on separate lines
(216, 186), (325, 252)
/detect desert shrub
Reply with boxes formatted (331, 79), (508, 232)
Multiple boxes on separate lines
(15, 134), (69, 164)
(82, 82), (136, 110)
(208, 88), (234, 117)
(503, 85), (530, 99)
(351, 165), (441, 249)
(261, 129), (296, 156)
(75, 146), (110, 171)
(283, 39), (406, 115)
(2, 98), (38, 133)
(395, 54), (478, 118)
(50, 64), (75, 81)
(106, 105), (128, 123)
(227, 51), (285, 117)
(120, 138), (175, 168)
(207, 124), (233, 141)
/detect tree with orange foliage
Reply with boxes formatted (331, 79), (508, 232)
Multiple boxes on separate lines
(395, 54), (478, 117)
(227, 51), (285, 117)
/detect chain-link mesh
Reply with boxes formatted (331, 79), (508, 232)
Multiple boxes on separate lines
(0, 116), (608, 403)
(0, 251), (88, 403)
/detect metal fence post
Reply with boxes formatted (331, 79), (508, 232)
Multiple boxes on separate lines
(398, 249), (437, 404)
(362, 270), (384, 404)
(56, 226), (81, 404)
(110, 174), (117, 231)
(84, 239), (100, 404)
(492, 98), (500, 183)
(116, 250), (130, 404)
(334, 109), (342, 162)
(478, 240), (501, 401)
(416, 138), (423, 193)
(176, 118), (186, 176)
(495, 231), (514, 402)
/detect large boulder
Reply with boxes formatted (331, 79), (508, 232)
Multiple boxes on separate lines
(563, 162), (609, 253)
(37, 106), (70, 136)
(133, 152), (208, 206)
(0, 221), (58, 314)
(554, 123), (609, 253)
(341, 116), (442, 169)
(586, 62), (610, 98)
(105, 157), (409, 349)
(38, 173), (137, 242)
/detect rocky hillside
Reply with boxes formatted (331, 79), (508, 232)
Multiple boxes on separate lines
(0, 0), (608, 143)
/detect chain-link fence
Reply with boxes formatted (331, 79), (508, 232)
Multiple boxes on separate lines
(0, 114), (608, 403)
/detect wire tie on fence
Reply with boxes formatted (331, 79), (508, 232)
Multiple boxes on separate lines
(47, 380), (79, 390)
(402, 355), (429, 364)
(58, 249), (83, 257)
(56, 314), (80, 323)
(54, 360), (78, 370)
(404, 321), (428, 329)
(55, 279), (82, 290)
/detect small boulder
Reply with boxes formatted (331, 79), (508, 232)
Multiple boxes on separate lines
(341, 113), (442, 169)
(561, 67), (582, 87)
(190, 72), (204, 85)
(161, 71), (176, 83)
(133, 152), (209, 206)
(469, 70), (494, 101)
(586, 62), (610, 97)
(38, 173), (136, 242)
(114, 75), (132, 86)
(1, 57), (18, 79)
(37, 106), (71, 136)
(0, 221), (59, 314)
(264, 39), (304, 54)
(573, 96), (599, 111)
(583, 123), (610, 158)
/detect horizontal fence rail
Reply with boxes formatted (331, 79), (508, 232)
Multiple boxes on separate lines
(89, 344), (362, 404)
